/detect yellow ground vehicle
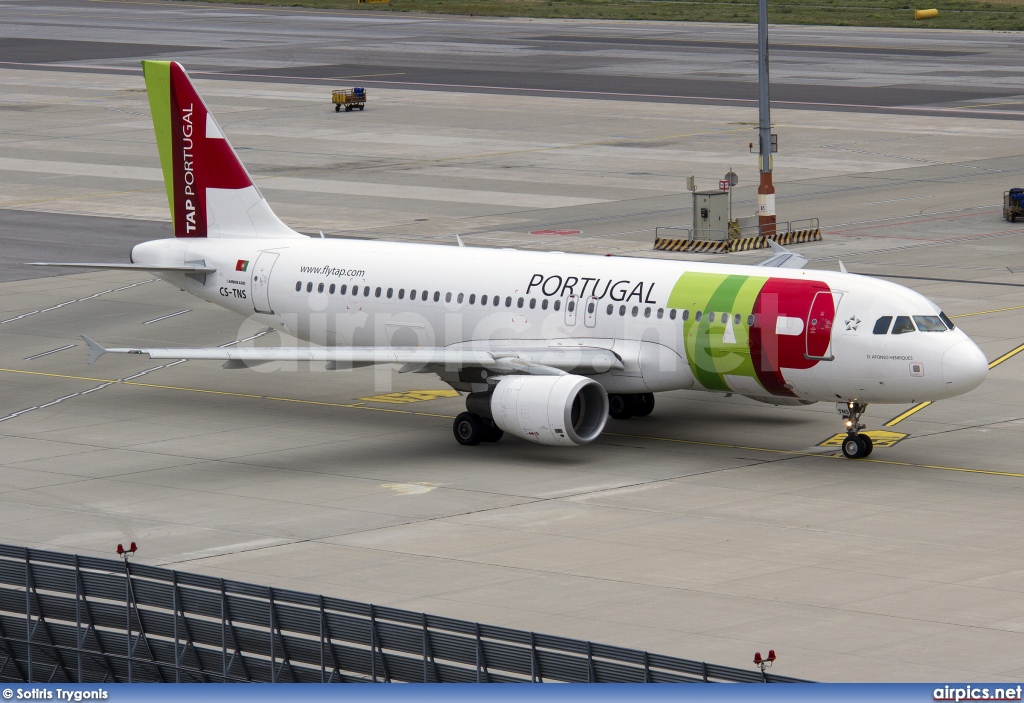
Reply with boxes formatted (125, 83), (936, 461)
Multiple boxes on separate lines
(332, 88), (366, 112)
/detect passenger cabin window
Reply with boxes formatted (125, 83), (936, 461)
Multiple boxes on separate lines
(340, 285), (347, 295)
(541, 300), (548, 310)
(670, 309), (677, 320)
(295, 281), (302, 292)
(387, 288), (394, 298)
(914, 315), (947, 332)
(873, 316), (892, 335)
(458, 293), (464, 303)
(445, 292), (452, 303)
(554, 300), (561, 311)
(329, 284), (336, 294)
(317, 283), (324, 293)
(469, 294), (476, 305)
(375, 287), (382, 298)
(891, 316), (915, 334)
(398, 289), (405, 299)
(363, 286), (370, 296)
(306, 282), (313, 293)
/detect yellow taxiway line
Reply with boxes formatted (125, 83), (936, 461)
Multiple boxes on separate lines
(949, 304), (1024, 319)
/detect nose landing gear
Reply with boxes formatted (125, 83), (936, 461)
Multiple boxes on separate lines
(838, 402), (873, 459)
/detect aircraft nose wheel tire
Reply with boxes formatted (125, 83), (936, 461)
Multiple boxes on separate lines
(841, 433), (872, 459)
(608, 393), (637, 420)
(633, 393), (655, 417)
(453, 412), (486, 446)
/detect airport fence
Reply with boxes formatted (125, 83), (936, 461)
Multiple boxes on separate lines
(0, 544), (807, 684)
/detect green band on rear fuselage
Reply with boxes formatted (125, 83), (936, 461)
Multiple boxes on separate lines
(668, 272), (767, 393)
(141, 60), (174, 230)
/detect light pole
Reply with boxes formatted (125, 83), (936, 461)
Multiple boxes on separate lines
(757, 0), (776, 237)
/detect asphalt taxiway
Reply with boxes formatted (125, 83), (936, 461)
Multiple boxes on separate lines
(1, 0), (1024, 683)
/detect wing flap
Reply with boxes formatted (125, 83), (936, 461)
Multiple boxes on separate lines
(81, 336), (623, 373)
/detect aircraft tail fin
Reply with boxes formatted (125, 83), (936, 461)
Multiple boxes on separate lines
(141, 60), (301, 239)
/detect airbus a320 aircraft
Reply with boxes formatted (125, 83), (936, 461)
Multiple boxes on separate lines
(33, 61), (989, 459)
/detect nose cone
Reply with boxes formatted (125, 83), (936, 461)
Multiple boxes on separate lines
(942, 340), (988, 396)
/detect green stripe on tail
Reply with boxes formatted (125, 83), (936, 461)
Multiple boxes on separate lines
(141, 60), (174, 230)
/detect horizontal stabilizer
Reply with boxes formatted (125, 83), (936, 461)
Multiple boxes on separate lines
(30, 262), (216, 273)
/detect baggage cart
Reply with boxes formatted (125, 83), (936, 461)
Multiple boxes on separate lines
(1005, 189), (1024, 223)
(332, 87), (366, 112)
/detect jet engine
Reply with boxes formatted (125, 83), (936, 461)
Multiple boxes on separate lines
(488, 375), (609, 446)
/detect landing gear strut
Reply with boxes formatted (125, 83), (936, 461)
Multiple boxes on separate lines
(838, 402), (873, 459)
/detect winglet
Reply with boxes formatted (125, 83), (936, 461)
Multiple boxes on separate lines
(767, 238), (788, 255)
(456, 234), (465, 248)
(839, 260), (849, 274)
(81, 335), (107, 366)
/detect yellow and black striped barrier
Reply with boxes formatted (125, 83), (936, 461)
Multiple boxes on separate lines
(654, 228), (822, 255)
(772, 228), (822, 245)
(728, 235), (767, 252)
(654, 238), (730, 253)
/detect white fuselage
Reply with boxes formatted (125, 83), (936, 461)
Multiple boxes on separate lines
(132, 236), (989, 405)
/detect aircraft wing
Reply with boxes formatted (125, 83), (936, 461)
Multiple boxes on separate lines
(29, 263), (217, 273)
(756, 240), (807, 269)
(81, 336), (623, 375)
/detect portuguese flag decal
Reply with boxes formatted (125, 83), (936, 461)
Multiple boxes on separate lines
(236, 260), (249, 272)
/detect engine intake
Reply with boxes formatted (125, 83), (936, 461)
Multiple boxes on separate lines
(489, 375), (608, 446)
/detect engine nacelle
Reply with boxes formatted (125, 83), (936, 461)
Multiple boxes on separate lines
(490, 375), (609, 446)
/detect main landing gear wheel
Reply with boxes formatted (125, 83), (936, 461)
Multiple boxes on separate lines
(453, 412), (485, 446)
(482, 420), (504, 443)
(608, 393), (637, 420)
(634, 393), (655, 417)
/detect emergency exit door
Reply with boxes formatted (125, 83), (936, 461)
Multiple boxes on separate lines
(250, 252), (279, 314)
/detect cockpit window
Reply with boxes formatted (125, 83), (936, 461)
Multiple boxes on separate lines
(939, 311), (955, 330)
(891, 316), (915, 334)
(873, 316), (892, 335)
(914, 315), (947, 332)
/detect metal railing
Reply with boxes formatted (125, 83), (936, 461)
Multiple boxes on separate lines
(654, 226), (729, 242)
(0, 545), (808, 684)
(655, 219), (820, 243)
